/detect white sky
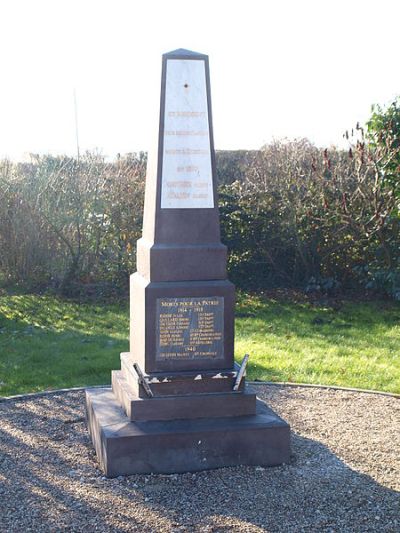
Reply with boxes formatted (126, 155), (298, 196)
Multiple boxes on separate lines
(0, 0), (399, 160)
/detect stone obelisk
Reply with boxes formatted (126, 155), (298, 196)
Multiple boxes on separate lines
(86, 49), (290, 477)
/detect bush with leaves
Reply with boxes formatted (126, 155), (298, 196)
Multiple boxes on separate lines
(0, 152), (145, 295)
(1, 116), (400, 299)
(219, 137), (399, 294)
(367, 97), (400, 205)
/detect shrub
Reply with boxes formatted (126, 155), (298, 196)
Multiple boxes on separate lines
(0, 132), (399, 299)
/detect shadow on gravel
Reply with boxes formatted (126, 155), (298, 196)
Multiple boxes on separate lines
(0, 391), (399, 532)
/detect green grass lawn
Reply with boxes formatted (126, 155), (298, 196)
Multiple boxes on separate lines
(0, 291), (399, 396)
(236, 294), (399, 393)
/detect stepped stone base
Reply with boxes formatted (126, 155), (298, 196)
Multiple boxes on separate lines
(85, 388), (291, 477)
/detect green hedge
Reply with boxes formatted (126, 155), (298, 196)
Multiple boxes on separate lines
(0, 140), (399, 298)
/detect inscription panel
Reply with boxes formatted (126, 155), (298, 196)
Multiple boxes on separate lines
(156, 297), (224, 360)
(161, 59), (214, 209)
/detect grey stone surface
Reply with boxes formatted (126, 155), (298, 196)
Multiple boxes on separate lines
(112, 370), (256, 421)
(120, 352), (243, 398)
(137, 241), (227, 282)
(86, 388), (291, 477)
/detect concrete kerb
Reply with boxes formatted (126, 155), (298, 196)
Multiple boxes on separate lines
(1, 381), (399, 402)
(0, 384), (108, 403)
(248, 381), (400, 399)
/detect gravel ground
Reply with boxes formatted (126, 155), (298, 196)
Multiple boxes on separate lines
(0, 385), (399, 532)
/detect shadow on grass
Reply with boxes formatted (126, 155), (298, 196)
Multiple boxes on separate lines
(0, 293), (128, 331)
(2, 291), (400, 395)
(235, 295), (400, 391)
(0, 296), (129, 396)
(0, 390), (398, 531)
(237, 295), (400, 342)
(245, 358), (291, 383)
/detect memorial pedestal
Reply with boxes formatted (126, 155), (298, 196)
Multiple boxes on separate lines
(86, 388), (290, 477)
(86, 350), (290, 476)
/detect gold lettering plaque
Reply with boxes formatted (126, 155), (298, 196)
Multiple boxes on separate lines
(156, 297), (224, 360)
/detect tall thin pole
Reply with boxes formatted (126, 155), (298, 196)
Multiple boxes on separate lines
(73, 89), (80, 161)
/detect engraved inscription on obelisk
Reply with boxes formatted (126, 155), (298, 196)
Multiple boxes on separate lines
(156, 297), (224, 360)
(161, 59), (214, 209)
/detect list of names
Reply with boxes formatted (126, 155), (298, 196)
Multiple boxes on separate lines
(156, 297), (224, 360)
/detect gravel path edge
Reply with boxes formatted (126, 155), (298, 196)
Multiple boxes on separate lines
(1, 380), (399, 403)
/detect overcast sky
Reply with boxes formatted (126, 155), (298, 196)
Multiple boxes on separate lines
(1, 0), (399, 160)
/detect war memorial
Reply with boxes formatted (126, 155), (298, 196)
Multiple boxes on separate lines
(86, 49), (290, 476)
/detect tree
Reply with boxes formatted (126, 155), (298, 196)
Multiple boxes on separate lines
(367, 96), (400, 206)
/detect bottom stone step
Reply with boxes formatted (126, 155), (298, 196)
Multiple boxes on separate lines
(85, 388), (291, 477)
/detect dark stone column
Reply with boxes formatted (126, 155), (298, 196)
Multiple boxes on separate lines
(129, 49), (235, 376)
